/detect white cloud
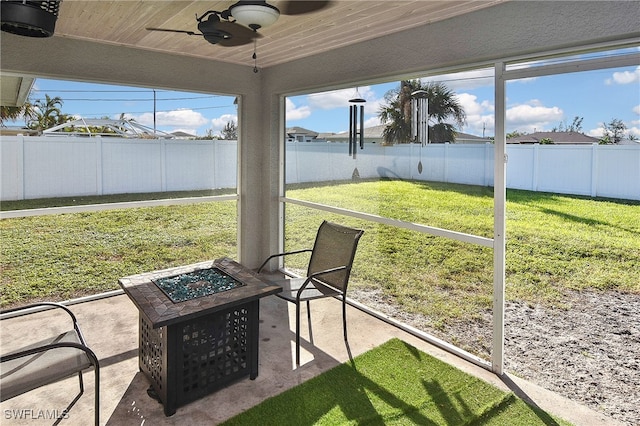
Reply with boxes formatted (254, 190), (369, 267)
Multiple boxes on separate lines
(587, 126), (605, 138)
(456, 93), (495, 136)
(306, 86), (383, 116)
(587, 121), (640, 140)
(628, 126), (640, 139)
(129, 109), (208, 128)
(363, 98), (384, 117)
(507, 106), (560, 127)
(307, 87), (376, 109)
(287, 87), (383, 125)
(210, 113), (237, 132)
(506, 100), (564, 133)
(456, 93), (493, 116)
(285, 98), (311, 121)
(364, 116), (382, 128)
(605, 66), (640, 85)
(306, 89), (352, 109)
(633, 104), (640, 115)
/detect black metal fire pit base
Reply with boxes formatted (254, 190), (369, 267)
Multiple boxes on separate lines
(119, 258), (281, 417)
(139, 301), (258, 416)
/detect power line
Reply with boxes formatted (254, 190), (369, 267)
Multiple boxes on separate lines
(30, 87), (231, 103)
(31, 88), (227, 98)
(30, 97), (208, 102)
(63, 104), (235, 117)
(32, 89), (154, 93)
(29, 95), (227, 102)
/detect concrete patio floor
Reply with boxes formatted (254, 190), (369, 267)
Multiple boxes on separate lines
(1, 292), (620, 426)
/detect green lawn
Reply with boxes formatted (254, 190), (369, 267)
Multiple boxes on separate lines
(0, 202), (237, 306)
(2, 181), (638, 332)
(0, 189), (235, 211)
(282, 180), (639, 329)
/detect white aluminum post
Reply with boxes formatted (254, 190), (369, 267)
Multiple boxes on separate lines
(492, 62), (507, 375)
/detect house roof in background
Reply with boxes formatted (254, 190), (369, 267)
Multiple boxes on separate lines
(318, 124), (386, 141)
(318, 127), (492, 143)
(170, 131), (196, 138)
(456, 132), (492, 142)
(286, 127), (318, 137)
(508, 131), (599, 144)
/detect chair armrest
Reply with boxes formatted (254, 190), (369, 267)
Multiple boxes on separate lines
(1, 302), (78, 323)
(309, 265), (349, 280)
(295, 265), (349, 300)
(257, 248), (312, 273)
(1, 302), (87, 346)
(1, 341), (98, 365)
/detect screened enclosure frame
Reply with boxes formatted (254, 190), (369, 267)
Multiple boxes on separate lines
(279, 39), (640, 375)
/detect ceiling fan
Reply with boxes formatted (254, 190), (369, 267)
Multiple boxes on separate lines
(146, 1), (334, 47)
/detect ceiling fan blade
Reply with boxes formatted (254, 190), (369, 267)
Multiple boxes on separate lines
(214, 21), (262, 47)
(280, 1), (333, 15)
(146, 27), (199, 36)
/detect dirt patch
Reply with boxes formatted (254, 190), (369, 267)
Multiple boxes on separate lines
(349, 288), (640, 425)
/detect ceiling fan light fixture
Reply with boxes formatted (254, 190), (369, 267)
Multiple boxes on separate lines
(1, 0), (61, 38)
(229, 1), (279, 31)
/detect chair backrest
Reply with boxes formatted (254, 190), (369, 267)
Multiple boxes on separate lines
(307, 220), (364, 292)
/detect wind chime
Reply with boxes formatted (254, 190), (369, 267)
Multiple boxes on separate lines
(411, 90), (429, 173)
(348, 89), (366, 159)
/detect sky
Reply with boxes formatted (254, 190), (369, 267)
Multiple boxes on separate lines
(7, 50), (640, 140)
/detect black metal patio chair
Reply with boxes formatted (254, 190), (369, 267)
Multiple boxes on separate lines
(258, 220), (364, 366)
(0, 302), (100, 425)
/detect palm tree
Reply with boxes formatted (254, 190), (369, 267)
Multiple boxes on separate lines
(1, 106), (23, 127)
(378, 80), (466, 144)
(28, 94), (64, 133)
(0, 102), (35, 127)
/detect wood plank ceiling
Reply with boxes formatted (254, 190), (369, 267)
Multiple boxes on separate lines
(54, 1), (505, 68)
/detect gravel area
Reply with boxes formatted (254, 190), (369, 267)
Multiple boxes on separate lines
(350, 288), (640, 425)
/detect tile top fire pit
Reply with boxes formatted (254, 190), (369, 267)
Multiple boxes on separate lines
(118, 257), (282, 416)
(119, 257), (281, 328)
(153, 267), (245, 303)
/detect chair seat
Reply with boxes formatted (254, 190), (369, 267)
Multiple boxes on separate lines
(273, 277), (342, 302)
(1, 330), (93, 401)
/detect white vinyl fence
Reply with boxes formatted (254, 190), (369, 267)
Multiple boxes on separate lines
(286, 142), (640, 201)
(1, 136), (639, 201)
(1, 136), (237, 200)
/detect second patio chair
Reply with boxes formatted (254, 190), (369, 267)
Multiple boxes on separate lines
(257, 220), (364, 366)
(0, 302), (100, 425)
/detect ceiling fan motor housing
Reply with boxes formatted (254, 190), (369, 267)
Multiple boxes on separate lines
(229, 1), (279, 31)
(1, 0), (61, 38)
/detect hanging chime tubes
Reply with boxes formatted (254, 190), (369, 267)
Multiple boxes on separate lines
(348, 89), (366, 158)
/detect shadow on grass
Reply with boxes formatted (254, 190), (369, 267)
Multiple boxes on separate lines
(507, 188), (640, 207)
(498, 373), (562, 426)
(224, 339), (562, 425)
(537, 207), (638, 235)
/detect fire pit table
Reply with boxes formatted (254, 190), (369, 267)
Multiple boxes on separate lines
(118, 257), (281, 416)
